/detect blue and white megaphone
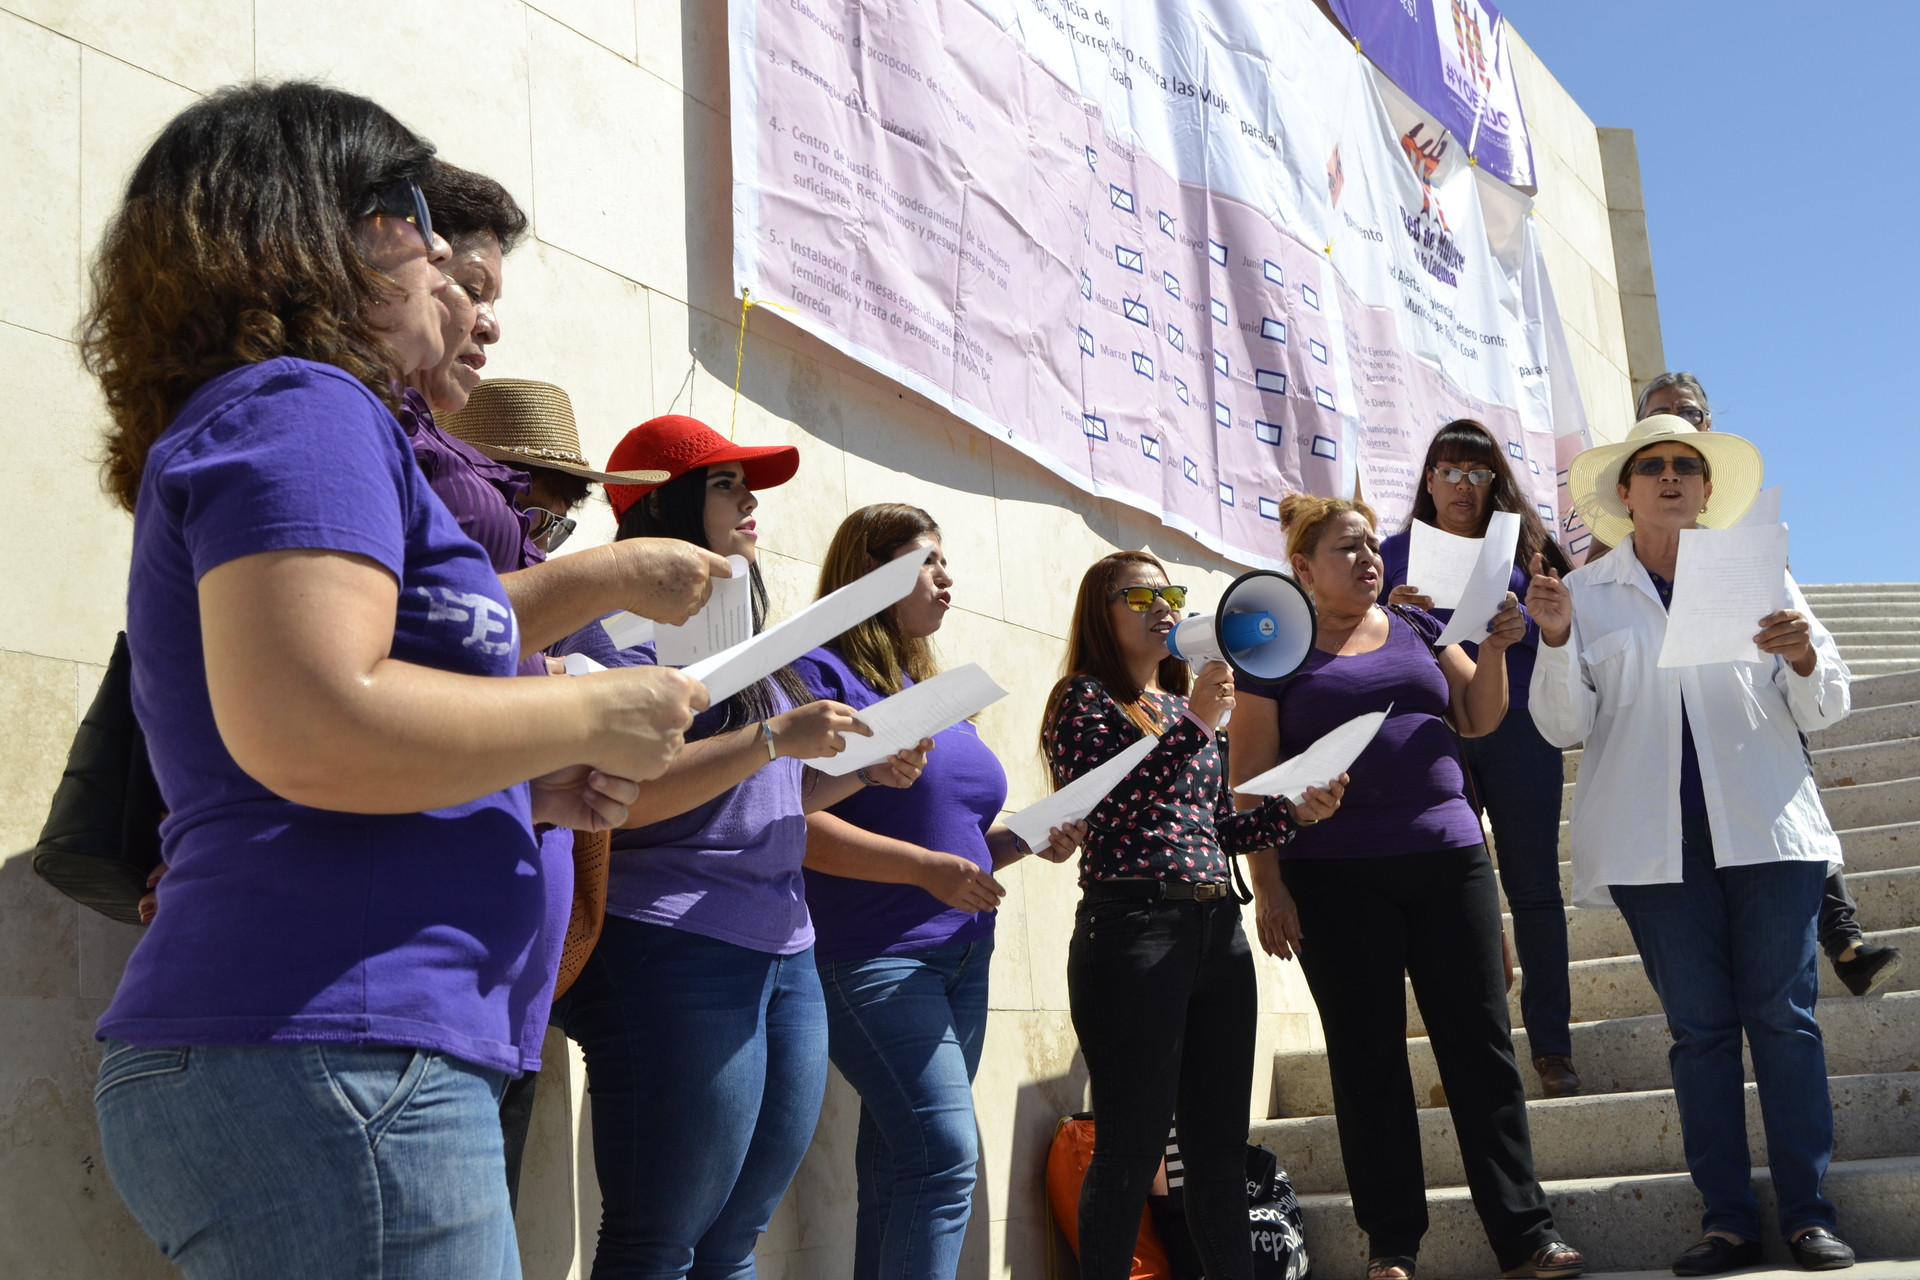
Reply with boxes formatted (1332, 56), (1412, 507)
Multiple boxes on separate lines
(1165, 570), (1317, 723)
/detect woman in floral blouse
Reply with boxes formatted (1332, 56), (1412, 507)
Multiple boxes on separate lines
(1040, 550), (1344, 1280)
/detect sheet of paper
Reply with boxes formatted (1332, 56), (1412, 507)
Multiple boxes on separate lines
(561, 651), (607, 676)
(600, 611), (655, 650)
(682, 549), (927, 704)
(1405, 519), (1484, 610)
(810, 664), (1008, 776)
(653, 556), (753, 666)
(1656, 523), (1789, 668)
(1004, 735), (1159, 853)
(1735, 486), (1782, 529)
(1434, 511), (1521, 647)
(1234, 707), (1389, 804)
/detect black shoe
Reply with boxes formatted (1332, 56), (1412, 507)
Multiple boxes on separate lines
(1833, 944), (1902, 997)
(1788, 1229), (1855, 1270)
(1672, 1234), (1760, 1276)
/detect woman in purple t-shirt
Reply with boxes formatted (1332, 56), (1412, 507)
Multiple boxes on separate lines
(794, 504), (1081, 1280)
(1230, 496), (1582, 1280)
(82, 85), (713, 1279)
(549, 420), (933, 1277)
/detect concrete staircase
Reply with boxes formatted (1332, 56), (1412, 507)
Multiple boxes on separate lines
(1252, 604), (1920, 1278)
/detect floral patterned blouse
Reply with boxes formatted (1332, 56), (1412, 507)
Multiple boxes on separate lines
(1043, 675), (1295, 886)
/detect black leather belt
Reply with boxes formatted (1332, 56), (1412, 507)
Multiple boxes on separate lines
(1082, 879), (1236, 902)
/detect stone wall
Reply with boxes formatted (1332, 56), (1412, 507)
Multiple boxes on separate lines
(0, 2), (1638, 1276)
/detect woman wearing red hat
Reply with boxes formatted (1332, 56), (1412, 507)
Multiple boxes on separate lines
(550, 416), (932, 1278)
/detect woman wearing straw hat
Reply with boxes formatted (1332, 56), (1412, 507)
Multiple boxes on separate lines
(1527, 416), (1856, 1274)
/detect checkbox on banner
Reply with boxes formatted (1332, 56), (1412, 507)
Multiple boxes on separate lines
(1086, 145), (1098, 171)
(1214, 401), (1231, 428)
(1163, 270), (1180, 299)
(1537, 503), (1554, 519)
(1259, 496), (1282, 521)
(1166, 324), (1184, 352)
(1301, 284), (1319, 310)
(1078, 328), (1095, 356)
(1211, 298), (1228, 324)
(1123, 298), (1150, 325)
(1080, 270), (1092, 299)
(1313, 386), (1336, 410)
(1159, 210), (1176, 237)
(1083, 413), (1109, 440)
(1174, 377), (1190, 405)
(1142, 435), (1162, 460)
(1254, 419), (1283, 444)
(1116, 245), (1144, 272)
(1309, 339), (1328, 364)
(1264, 259), (1284, 285)
(1311, 434), (1338, 459)
(1132, 351), (1155, 378)
(1110, 184), (1136, 213)
(1508, 440), (1524, 458)
(1218, 481), (1235, 506)
(1529, 458), (1540, 474)
(1213, 350), (1229, 375)
(1183, 456), (1200, 483)
(1209, 239), (1228, 265)
(1255, 368), (1287, 394)
(1261, 317), (1287, 343)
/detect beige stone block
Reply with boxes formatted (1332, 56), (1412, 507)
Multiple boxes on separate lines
(1596, 127), (1646, 212)
(788, 1064), (858, 1260)
(75, 907), (142, 1001)
(1589, 263), (1628, 372)
(0, 323), (131, 663)
(0, 14), (80, 339)
(1530, 222), (1598, 354)
(0, 850), (78, 1001)
(254, 0), (535, 209)
(636, 0), (730, 115)
(529, 0), (638, 62)
(1619, 293), (1667, 393)
(0, 649), (83, 856)
(5, 0), (251, 94)
(1563, 332), (1633, 446)
(517, 1028), (584, 1280)
(529, 12), (687, 297)
(1019, 854), (1079, 1013)
(969, 1009), (1086, 1225)
(983, 856), (1036, 1013)
(77, 48), (197, 269)
(1606, 207), (1658, 297)
(0, 995), (172, 1279)
(987, 443), (1122, 644)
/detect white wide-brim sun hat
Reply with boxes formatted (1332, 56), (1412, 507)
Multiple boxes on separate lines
(1567, 414), (1764, 548)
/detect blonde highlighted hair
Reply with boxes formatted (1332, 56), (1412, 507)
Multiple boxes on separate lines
(816, 503), (942, 695)
(1279, 493), (1377, 563)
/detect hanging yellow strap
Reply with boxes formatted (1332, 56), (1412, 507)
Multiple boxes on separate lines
(730, 287), (797, 440)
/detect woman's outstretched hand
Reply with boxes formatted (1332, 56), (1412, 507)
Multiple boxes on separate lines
(1526, 553), (1573, 647)
(1037, 820), (1088, 863)
(1293, 774), (1347, 824)
(1480, 591), (1526, 652)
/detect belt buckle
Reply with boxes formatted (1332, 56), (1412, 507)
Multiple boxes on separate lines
(1193, 882), (1227, 902)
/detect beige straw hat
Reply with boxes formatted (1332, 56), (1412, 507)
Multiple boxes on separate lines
(1567, 414), (1763, 548)
(440, 379), (667, 485)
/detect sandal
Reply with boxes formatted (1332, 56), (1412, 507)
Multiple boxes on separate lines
(1368, 1258), (1417, 1279)
(1503, 1241), (1585, 1278)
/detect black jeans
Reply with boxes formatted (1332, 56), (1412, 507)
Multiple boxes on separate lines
(1282, 845), (1558, 1270)
(1068, 889), (1257, 1280)
(1819, 870), (1863, 959)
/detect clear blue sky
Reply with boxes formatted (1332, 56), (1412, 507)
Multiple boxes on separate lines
(1497, 0), (1918, 585)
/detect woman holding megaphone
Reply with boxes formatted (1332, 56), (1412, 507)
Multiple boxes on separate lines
(1229, 496), (1584, 1280)
(1040, 550), (1344, 1280)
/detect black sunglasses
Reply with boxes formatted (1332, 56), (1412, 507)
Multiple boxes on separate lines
(1630, 455), (1706, 477)
(363, 181), (435, 251)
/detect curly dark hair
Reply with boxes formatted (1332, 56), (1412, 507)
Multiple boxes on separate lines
(82, 81), (436, 512)
(421, 162), (528, 254)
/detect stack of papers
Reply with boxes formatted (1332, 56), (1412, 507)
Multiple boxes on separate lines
(1434, 511), (1521, 647)
(654, 556), (753, 666)
(1656, 523), (1789, 667)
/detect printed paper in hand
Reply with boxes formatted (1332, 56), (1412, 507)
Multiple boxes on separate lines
(1434, 511), (1521, 647)
(1734, 486), (1782, 529)
(1656, 523), (1789, 668)
(1234, 708), (1388, 804)
(811, 664), (1008, 776)
(1004, 735), (1158, 853)
(561, 652), (607, 676)
(600, 611), (655, 650)
(1406, 520), (1484, 610)
(654, 556), (753, 666)
(683, 549), (928, 704)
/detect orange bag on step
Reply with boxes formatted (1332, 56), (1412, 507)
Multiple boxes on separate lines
(1045, 1115), (1172, 1279)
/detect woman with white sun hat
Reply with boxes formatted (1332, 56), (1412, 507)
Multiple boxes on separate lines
(1525, 415), (1856, 1275)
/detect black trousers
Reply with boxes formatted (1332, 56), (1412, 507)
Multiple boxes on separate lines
(1282, 845), (1557, 1270)
(1068, 890), (1257, 1280)
(1819, 870), (1863, 959)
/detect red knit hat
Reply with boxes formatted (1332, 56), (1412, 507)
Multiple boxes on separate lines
(603, 416), (801, 522)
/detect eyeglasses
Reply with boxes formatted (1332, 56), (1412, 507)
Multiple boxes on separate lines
(1433, 465), (1494, 486)
(363, 181), (435, 251)
(525, 507), (577, 552)
(1654, 406), (1708, 426)
(1110, 584), (1188, 611)
(1630, 455), (1706, 478)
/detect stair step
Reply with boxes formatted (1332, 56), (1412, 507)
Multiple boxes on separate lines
(1585, 1263), (1920, 1280)
(1816, 739), (1920, 789)
(1845, 658), (1920, 676)
(1853, 670), (1920, 710)
(1828, 629), (1920, 645)
(1821, 776), (1920, 831)
(1291, 1155), (1920, 1279)
(1838, 822), (1920, 874)
(1808, 700), (1920, 750)
(1803, 601), (1920, 620)
(1255, 1072), (1920, 1195)
(1495, 857), (1919, 928)
(1800, 582), (1920, 593)
(1406, 927), (1920, 1035)
(1272, 992), (1920, 1120)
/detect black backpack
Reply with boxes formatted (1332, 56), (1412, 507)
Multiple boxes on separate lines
(1148, 1137), (1311, 1280)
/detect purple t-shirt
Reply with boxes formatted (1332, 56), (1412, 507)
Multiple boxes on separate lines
(792, 647), (1007, 963)
(101, 358), (550, 1075)
(1380, 526), (1539, 710)
(1240, 606), (1484, 860)
(602, 641), (814, 955)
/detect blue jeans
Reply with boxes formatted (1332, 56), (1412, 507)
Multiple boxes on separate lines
(819, 937), (993, 1280)
(1611, 814), (1835, 1241)
(549, 917), (829, 1279)
(1460, 710), (1572, 1057)
(94, 1041), (517, 1280)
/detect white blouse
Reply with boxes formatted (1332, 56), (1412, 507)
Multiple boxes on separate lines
(1527, 534), (1849, 908)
